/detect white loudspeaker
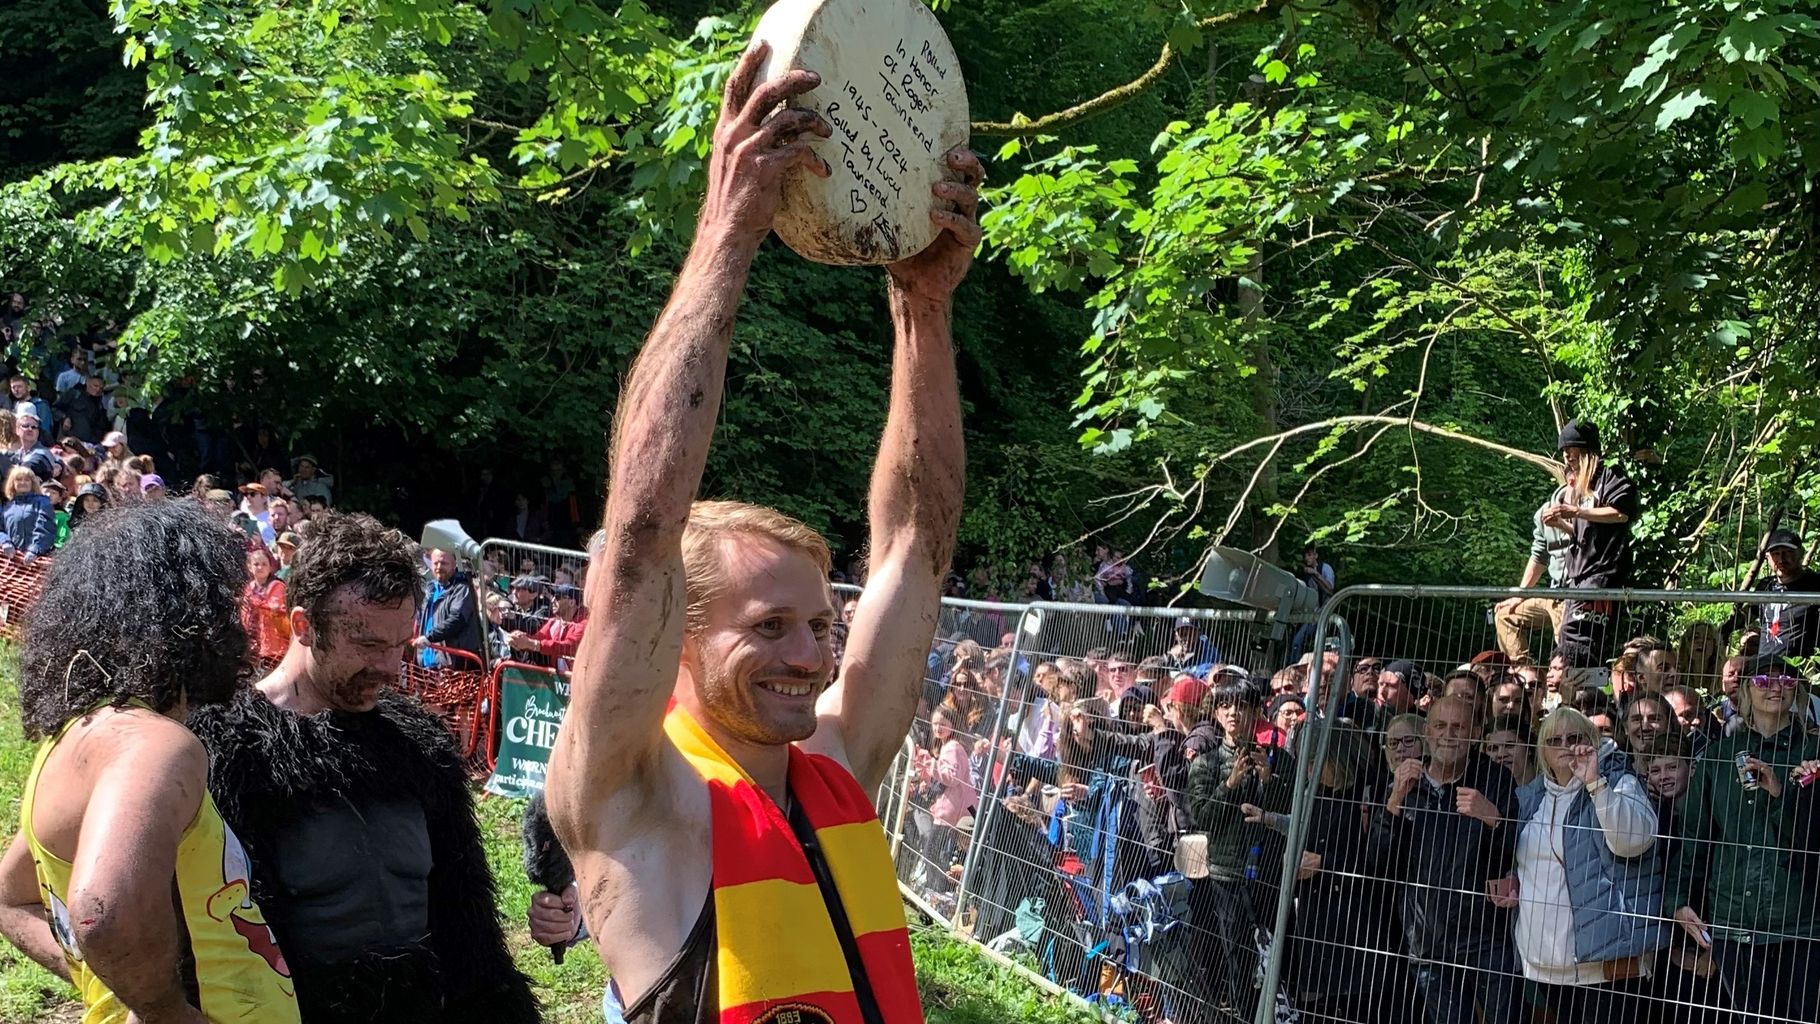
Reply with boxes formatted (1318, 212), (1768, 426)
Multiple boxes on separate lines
(419, 519), (484, 566)
(1197, 546), (1318, 617)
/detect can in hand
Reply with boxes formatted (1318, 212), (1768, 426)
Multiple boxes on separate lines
(1736, 751), (1760, 791)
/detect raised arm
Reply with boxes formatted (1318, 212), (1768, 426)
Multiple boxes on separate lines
(547, 43), (830, 829)
(809, 150), (982, 792)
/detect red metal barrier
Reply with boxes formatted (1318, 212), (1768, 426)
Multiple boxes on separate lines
(0, 555), (51, 639)
(399, 644), (493, 777)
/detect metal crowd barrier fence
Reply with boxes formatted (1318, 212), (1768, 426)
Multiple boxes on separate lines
(905, 586), (1820, 1024)
(1260, 585), (1820, 1024)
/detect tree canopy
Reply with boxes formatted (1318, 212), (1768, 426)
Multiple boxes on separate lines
(3, 0), (1815, 595)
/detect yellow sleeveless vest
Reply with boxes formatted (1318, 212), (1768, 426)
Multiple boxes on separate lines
(21, 708), (300, 1024)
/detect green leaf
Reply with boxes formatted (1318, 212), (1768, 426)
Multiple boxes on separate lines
(1655, 88), (1714, 129)
(1262, 59), (1290, 85)
(1166, 12), (1203, 55)
(1717, 15), (1784, 63)
(1728, 90), (1778, 129)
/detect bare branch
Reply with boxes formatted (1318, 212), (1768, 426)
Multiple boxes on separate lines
(970, 0), (1291, 138)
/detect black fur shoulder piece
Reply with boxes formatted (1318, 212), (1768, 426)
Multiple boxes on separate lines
(190, 687), (462, 810)
(189, 686), (539, 1024)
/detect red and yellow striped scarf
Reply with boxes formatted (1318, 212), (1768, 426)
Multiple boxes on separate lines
(663, 706), (923, 1024)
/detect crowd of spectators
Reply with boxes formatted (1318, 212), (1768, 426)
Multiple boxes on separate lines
(894, 604), (1820, 1024)
(886, 420), (1820, 1024)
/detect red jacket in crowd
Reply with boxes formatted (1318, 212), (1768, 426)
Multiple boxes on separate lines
(526, 609), (589, 661)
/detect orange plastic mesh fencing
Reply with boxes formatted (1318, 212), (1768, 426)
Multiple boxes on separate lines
(399, 645), (494, 777)
(0, 556), (51, 639)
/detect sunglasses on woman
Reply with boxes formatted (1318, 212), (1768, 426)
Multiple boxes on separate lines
(1544, 732), (1592, 749)
(1750, 674), (1800, 691)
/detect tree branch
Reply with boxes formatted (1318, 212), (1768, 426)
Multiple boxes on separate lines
(970, 0), (1290, 138)
(1205, 414), (1563, 479)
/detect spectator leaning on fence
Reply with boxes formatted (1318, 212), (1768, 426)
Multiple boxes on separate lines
(505, 581), (587, 669)
(1259, 722), (1409, 1024)
(1184, 674), (1295, 1022)
(414, 547), (484, 668)
(1666, 653), (1820, 1024)
(1378, 695), (1523, 1024)
(1511, 707), (1662, 1020)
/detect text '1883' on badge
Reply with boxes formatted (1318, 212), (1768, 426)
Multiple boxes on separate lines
(751, 1003), (837, 1024)
(750, 0), (970, 266)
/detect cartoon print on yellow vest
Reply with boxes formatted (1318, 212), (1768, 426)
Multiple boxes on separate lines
(207, 825), (293, 996)
(43, 887), (80, 962)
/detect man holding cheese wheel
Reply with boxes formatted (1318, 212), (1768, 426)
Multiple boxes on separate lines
(544, 32), (981, 1024)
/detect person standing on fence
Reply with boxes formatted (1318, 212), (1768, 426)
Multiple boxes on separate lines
(542, 41), (978, 1024)
(1544, 420), (1637, 670)
(189, 512), (538, 1023)
(0, 501), (301, 1024)
(1665, 654), (1820, 1024)
(1376, 695), (1523, 1024)
(1494, 482), (1572, 662)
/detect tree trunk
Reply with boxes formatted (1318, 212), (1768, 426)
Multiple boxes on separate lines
(1215, 47), (1281, 562)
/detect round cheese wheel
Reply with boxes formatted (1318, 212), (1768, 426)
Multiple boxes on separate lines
(751, 0), (970, 265)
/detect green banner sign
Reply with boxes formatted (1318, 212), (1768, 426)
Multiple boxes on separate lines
(484, 664), (570, 798)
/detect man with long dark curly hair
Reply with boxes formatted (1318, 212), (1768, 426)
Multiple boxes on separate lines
(189, 511), (537, 1024)
(0, 501), (301, 1024)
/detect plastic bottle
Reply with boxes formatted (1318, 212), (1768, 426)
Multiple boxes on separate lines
(1243, 844), (1262, 882)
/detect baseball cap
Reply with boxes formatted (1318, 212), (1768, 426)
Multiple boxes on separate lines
(12, 404), (39, 425)
(1764, 528), (1803, 553)
(1753, 653), (1798, 678)
(1166, 675), (1210, 708)
(274, 530), (301, 550)
(1174, 615), (1196, 630)
(139, 474), (165, 492)
(511, 575), (547, 592)
(240, 482), (266, 496)
(205, 488), (233, 503)
(101, 431), (127, 449)
(1557, 419), (1601, 453)
(954, 814), (975, 836)
(551, 583), (581, 601)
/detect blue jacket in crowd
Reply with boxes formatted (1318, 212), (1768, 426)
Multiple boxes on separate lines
(1515, 744), (1666, 965)
(1, 494), (55, 557)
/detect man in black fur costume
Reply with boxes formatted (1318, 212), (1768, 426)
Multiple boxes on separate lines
(190, 511), (538, 1023)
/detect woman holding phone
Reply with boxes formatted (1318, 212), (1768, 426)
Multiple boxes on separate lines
(1512, 707), (1663, 1019)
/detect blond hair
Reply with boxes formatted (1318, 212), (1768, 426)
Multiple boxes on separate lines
(1535, 706), (1598, 782)
(4, 466), (37, 500)
(681, 500), (832, 634)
